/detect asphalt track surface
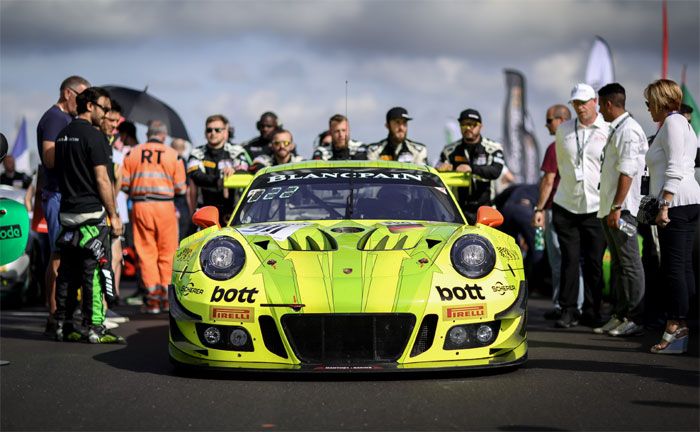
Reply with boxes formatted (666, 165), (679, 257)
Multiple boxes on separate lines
(1, 285), (698, 431)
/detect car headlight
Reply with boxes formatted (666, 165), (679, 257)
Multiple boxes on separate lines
(200, 237), (245, 280)
(450, 234), (496, 279)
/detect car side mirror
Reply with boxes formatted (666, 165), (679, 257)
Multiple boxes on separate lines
(476, 206), (504, 228)
(192, 206), (220, 229)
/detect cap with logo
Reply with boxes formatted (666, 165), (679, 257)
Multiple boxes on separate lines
(386, 107), (412, 122)
(569, 83), (596, 102)
(458, 109), (482, 123)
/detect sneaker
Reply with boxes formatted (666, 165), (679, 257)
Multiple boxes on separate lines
(105, 309), (129, 323)
(87, 325), (126, 344)
(555, 309), (579, 328)
(144, 286), (161, 314)
(103, 318), (120, 329)
(593, 316), (622, 334)
(55, 321), (83, 342)
(125, 296), (144, 306)
(608, 319), (644, 337)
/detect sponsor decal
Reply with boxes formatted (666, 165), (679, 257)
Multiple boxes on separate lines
(210, 286), (259, 303)
(210, 306), (254, 322)
(443, 304), (487, 320)
(266, 172), (423, 183)
(0, 224), (22, 240)
(492, 281), (516, 296)
(176, 247), (195, 261)
(496, 246), (519, 261)
(435, 284), (486, 301)
(182, 282), (204, 297)
(237, 223), (310, 241)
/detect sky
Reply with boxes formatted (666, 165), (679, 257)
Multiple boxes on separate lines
(1, 0), (699, 169)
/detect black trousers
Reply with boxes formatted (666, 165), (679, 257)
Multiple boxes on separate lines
(552, 204), (607, 316)
(658, 204), (700, 320)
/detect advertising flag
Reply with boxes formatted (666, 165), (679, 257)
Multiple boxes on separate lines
(681, 83), (700, 137)
(585, 36), (615, 91)
(11, 117), (31, 174)
(502, 70), (540, 184)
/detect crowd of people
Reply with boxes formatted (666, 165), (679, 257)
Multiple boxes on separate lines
(2, 75), (698, 355)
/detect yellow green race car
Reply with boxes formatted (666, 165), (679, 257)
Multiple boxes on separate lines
(169, 160), (527, 372)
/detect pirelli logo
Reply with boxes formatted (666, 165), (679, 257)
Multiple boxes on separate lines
(210, 306), (254, 322)
(443, 304), (487, 320)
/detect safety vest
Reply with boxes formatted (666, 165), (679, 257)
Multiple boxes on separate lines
(121, 141), (186, 201)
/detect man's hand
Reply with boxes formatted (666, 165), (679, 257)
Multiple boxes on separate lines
(110, 214), (124, 236)
(222, 166), (236, 177)
(456, 164), (472, 173)
(606, 209), (621, 229)
(435, 162), (453, 172)
(531, 211), (545, 227)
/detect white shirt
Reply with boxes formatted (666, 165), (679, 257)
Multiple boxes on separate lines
(645, 113), (700, 207)
(553, 114), (610, 214)
(597, 113), (648, 218)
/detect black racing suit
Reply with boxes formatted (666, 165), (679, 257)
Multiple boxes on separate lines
(439, 136), (505, 223)
(187, 143), (251, 224)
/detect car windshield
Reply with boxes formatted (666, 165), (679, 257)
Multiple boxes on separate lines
(232, 168), (463, 225)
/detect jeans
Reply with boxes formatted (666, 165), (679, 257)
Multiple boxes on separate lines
(545, 209), (583, 310)
(657, 204), (700, 320)
(600, 217), (645, 322)
(552, 204), (607, 316)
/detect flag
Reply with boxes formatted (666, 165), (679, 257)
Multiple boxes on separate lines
(11, 117), (31, 175)
(585, 36), (615, 91)
(681, 83), (700, 136)
(662, 0), (668, 79)
(502, 69), (540, 184)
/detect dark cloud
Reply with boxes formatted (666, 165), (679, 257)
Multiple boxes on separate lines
(2, 0), (697, 64)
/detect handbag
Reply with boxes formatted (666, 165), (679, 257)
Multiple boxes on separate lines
(637, 195), (659, 225)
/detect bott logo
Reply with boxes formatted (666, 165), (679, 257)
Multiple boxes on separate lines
(0, 224), (22, 240)
(435, 284), (486, 301)
(210, 286), (259, 303)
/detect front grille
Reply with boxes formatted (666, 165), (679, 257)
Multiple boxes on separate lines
(281, 314), (415, 364)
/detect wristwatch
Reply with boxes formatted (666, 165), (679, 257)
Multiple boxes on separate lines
(533, 206), (544, 213)
(610, 204), (622, 211)
(658, 198), (672, 208)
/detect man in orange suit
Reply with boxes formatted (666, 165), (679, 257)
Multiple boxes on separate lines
(121, 121), (186, 313)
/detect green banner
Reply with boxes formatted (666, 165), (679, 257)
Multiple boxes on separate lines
(681, 83), (700, 136)
(0, 198), (29, 265)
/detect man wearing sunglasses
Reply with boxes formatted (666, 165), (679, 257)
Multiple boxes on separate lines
(251, 129), (304, 171)
(36, 75), (90, 337)
(187, 114), (252, 224)
(436, 109), (505, 224)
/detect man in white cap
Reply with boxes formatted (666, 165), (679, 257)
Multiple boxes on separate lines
(552, 83), (610, 329)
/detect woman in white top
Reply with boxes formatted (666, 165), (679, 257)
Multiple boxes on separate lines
(644, 79), (700, 354)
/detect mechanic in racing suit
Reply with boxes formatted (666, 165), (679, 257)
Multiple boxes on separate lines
(240, 111), (279, 160)
(312, 114), (367, 161)
(250, 128), (304, 171)
(187, 114), (251, 225)
(366, 107), (428, 165)
(436, 109), (504, 224)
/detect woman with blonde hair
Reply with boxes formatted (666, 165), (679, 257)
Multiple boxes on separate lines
(644, 79), (700, 354)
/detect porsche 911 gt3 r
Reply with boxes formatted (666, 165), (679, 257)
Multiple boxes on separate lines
(169, 161), (527, 372)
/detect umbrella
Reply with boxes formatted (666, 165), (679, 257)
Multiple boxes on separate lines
(102, 85), (190, 141)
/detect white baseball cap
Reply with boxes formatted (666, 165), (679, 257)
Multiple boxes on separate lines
(569, 83), (596, 102)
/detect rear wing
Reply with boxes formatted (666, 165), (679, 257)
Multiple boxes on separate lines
(437, 172), (471, 188)
(223, 174), (254, 189)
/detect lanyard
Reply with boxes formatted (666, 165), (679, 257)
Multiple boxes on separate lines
(601, 114), (630, 163)
(574, 119), (596, 167)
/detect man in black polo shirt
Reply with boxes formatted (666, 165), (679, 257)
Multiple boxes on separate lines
(54, 87), (124, 344)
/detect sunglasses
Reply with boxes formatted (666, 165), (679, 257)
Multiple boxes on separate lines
(93, 103), (111, 113)
(460, 122), (480, 129)
(272, 140), (292, 147)
(206, 127), (225, 134)
(645, 101), (650, 108)
(546, 118), (559, 124)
